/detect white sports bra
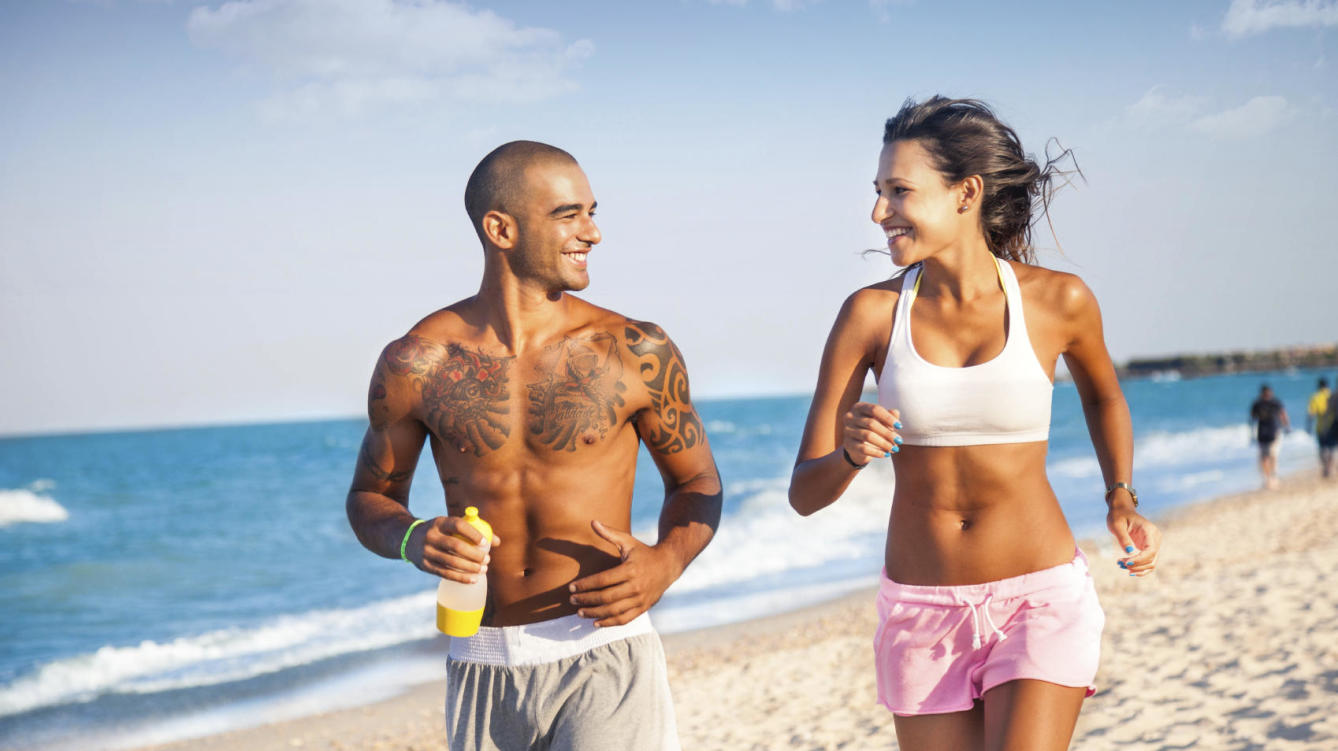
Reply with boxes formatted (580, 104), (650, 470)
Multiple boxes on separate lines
(876, 258), (1053, 447)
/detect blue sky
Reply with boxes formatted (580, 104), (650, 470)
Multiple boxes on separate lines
(2, 0), (1336, 434)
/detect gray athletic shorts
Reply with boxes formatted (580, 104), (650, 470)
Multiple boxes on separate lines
(445, 613), (680, 751)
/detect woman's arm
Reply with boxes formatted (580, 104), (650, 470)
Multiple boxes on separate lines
(1058, 277), (1161, 575)
(789, 289), (901, 516)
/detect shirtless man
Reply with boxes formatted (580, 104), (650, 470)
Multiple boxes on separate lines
(345, 141), (721, 751)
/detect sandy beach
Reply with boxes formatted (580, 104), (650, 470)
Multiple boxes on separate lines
(136, 472), (1338, 751)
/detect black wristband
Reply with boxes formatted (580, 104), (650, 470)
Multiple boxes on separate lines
(842, 447), (868, 470)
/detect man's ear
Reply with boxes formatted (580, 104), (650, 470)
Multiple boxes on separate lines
(482, 210), (518, 250)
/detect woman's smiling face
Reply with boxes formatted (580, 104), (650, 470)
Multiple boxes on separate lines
(871, 139), (971, 267)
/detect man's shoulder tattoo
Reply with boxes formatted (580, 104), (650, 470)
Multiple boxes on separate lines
(381, 334), (444, 377)
(368, 335), (447, 428)
(624, 321), (703, 454)
(526, 333), (626, 451)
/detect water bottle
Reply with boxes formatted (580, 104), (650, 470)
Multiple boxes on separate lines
(435, 506), (493, 637)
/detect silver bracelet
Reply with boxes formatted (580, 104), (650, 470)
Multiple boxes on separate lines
(1104, 482), (1138, 508)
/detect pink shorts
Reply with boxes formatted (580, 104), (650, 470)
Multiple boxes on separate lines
(874, 549), (1103, 715)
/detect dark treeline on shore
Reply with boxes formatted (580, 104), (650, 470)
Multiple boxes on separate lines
(1119, 343), (1338, 379)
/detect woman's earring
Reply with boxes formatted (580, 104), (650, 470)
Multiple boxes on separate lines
(958, 205), (969, 213)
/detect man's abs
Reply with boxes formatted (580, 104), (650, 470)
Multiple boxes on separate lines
(385, 313), (673, 625)
(436, 437), (643, 627)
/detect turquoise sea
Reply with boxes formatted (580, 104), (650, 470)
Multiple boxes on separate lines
(0, 368), (1330, 749)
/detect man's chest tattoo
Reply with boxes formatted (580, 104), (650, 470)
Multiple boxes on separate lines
(381, 329), (697, 457)
(525, 333), (626, 451)
(416, 343), (514, 456)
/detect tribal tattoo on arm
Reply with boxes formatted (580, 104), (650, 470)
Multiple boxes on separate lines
(526, 333), (626, 451)
(625, 322), (703, 454)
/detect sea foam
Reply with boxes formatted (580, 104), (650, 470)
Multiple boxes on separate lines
(660, 461), (894, 597)
(0, 488), (70, 528)
(1048, 422), (1305, 480)
(0, 591), (437, 717)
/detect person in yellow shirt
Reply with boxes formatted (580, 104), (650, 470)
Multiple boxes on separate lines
(1308, 377), (1335, 478)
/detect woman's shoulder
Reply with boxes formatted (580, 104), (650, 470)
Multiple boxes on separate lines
(839, 274), (908, 322)
(1008, 260), (1098, 317)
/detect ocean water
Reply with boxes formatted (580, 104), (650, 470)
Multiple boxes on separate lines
(0, 367), (1329, 749)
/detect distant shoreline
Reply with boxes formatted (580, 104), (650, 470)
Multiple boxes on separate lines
(1117, 342), (1338, 379)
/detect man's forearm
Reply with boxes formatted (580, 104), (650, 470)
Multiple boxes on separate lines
(654, 474), (722, 578)
(346, 490), (420, 560)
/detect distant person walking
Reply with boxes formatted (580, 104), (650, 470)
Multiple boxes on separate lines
(1250, 384), (1290, 489)
(1308, 378), (1335, 478)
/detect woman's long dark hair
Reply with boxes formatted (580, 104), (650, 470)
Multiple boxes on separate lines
(883, 97), (1080, 264)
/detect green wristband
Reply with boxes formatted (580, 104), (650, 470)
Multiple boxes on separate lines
(400, 518), (429, 563)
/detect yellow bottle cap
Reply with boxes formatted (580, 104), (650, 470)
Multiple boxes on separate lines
(460, 506), (493, 546)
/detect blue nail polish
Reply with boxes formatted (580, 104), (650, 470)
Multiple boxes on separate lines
(1124, 545), (1135, 554)
(884, 452), (891, 458)
(893, 421), (903, 429)
(1117, 561), (1126, 569)
(892, 446), (900, 453)
(893, 436), (903, 445)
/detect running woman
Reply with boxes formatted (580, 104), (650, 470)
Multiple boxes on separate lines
(789, 97), (1162, 751)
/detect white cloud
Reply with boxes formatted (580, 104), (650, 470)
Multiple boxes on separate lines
(706, 0), (821, 9)
(1188, 95), (1294, 139)
(1221, 0), (1338, 39)
(187, 0), (592, 117)
(1126, 86), (1208, 129)
(869, 0), (914, 23)
(1125, 87), (1295, 140)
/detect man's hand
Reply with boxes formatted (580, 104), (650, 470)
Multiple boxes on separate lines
(410, 515), (500, 584)
(567, 520), (679, 627)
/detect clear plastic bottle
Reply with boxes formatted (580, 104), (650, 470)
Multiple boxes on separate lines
(435, 506), (493, 637)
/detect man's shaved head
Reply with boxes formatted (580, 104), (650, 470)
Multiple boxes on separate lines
(464, 141), (579, 243)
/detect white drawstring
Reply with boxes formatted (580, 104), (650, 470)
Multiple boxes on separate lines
(967, 594), (1008, 650)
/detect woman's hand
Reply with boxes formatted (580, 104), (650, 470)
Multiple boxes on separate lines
(842, 402), (902, 467)
(1107, 502), (1161, 576)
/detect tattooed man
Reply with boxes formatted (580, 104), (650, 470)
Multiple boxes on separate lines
(345, 141), (721, 751)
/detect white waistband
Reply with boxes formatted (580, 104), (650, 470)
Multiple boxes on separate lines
(447, 612), (656, 667)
